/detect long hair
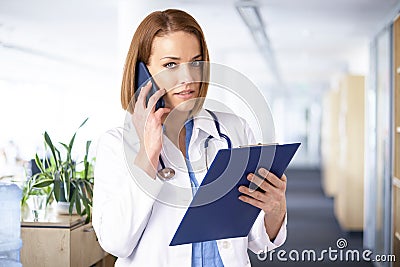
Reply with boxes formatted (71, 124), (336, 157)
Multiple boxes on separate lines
(121, 9), (210, 113)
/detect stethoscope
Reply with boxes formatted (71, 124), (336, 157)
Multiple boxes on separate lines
(157, 110), (232, 180)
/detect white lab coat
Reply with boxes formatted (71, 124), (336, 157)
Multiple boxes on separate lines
(92, 109), (287, 267)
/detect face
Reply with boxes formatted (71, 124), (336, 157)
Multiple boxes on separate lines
(147, 31), (203, 111)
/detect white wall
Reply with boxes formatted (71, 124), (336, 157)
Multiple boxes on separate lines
(0, 0), (122, 177)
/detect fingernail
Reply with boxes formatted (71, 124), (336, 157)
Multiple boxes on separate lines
(248, 187), (256, 193)
(247, 174), (253, 180)
(259, 168), (267, 176)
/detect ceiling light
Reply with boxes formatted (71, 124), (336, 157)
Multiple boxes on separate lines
(236, 3), (264, 30)
(235, 0), (283, 86)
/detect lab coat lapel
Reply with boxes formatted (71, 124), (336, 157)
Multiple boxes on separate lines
(192, 109), (221, 141)
(157, 134), (193, 207)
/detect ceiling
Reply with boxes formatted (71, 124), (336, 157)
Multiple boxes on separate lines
(0, 0), (399, 163)
(0, 0), (399, 100)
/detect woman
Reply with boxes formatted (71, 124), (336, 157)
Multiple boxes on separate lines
(93, 9), (287, 267)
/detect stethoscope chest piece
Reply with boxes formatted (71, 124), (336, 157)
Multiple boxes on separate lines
(157, 167), (175, 180)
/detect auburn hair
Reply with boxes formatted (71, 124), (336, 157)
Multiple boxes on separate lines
(121, 9), (210, 113)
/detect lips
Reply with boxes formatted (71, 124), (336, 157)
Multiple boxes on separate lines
(173, 89), (196, 99)
(174, 89), (195, 95)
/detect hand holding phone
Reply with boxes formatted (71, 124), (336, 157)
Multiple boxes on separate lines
(132, 62), (170, 178)
(135, 61), (165, 110)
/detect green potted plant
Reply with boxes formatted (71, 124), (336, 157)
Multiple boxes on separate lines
(23, 118), (94, 223)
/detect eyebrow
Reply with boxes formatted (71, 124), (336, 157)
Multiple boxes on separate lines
(160, 54), (202, 60)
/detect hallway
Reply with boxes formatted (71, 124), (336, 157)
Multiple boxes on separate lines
(248, 168), (373, 267)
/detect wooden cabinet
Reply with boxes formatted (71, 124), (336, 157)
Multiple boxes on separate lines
(333, 75), (365, 231)
(321, 88), (340, 197)
(20, 207), (116, 267)
(393, 183), (400, 267)
(392, 14), (400, 267)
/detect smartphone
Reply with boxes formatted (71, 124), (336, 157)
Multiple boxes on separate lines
(135, 61), (165, 110)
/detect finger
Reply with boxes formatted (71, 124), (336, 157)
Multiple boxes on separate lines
(238, 195), (264, 210)
(154, 107), (171, 121)
(247, 173), (272, 192)
(258, 168), (285, 189)
(136, 80), (153, 108)
(238, 185), (267, 202)
(147, 88), (166, 111)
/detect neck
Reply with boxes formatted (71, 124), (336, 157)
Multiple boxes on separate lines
(163, 110), (191, 151)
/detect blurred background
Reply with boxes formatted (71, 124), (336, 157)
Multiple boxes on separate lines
(1, 0), (400, 266)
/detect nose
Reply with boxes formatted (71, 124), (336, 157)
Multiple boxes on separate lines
(178, 64), (194, 85)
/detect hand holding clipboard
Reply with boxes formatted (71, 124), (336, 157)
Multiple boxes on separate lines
(170, 142), (301, 246)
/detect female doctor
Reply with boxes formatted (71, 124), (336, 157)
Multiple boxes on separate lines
(93, 9), (287, 267)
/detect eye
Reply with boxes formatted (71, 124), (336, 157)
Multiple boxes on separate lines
(164, 62), (177, 69)
(191, 61), (202, 67)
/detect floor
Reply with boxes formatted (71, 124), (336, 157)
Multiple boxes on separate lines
(248, 168), (374, 267)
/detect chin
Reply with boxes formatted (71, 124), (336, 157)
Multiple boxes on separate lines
(170, 99), (197, 112)
(175, 102), (196, 112)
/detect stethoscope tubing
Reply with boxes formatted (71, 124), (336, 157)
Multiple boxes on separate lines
(157, 110), (231, 180)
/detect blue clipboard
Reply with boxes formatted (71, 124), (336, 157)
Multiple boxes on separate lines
(169, 142), (301, 246)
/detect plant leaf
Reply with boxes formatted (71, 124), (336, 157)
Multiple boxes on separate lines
(84, 140), (92, 179)
(33, 179), (54, 188)
(43, 172), (53, 180)
(47, 188), (54, 205)
(34, 154), (45, 173)
(75, 186), (82, 215)
(44, 132), (58, 168)
(82, 197), (91, 223)
(84, 214), (90, 224)
(84, 181), (93, 199)
(67, 133), (76, 158)
(68, 118), (88, 154)
(81, 196), (88, 214)
(44, 156), (52, 171)
(78, 117), (89, 129)
(64, 169), (70, 202)
(54, 172), (61, 202)
(69, 189), (77, 215)
(59, 142), (69, 152)
(85, 140), (91, 154)
(55, 147), (61, 165)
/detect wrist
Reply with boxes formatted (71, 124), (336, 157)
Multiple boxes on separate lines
(135, 147), (159, 178)
(264, 211), (286, 241)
